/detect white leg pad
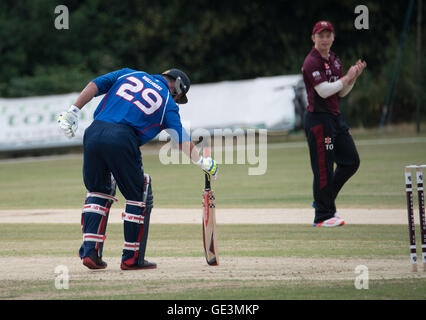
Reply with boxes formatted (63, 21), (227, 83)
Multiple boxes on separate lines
(83, 233), (106, 243)
(122, 212), (145, 224)
(124, 241), (140, 251)
(83, 204), (109, 216)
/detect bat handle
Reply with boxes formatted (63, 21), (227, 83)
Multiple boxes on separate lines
(203, 147), (211, 189)
(205, 173), (211, 190)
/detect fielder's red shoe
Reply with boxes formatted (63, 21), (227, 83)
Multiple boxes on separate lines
(82, 255), (108, 269)
(120, 259), (157, 270)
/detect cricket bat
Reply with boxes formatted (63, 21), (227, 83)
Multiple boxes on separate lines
(202, 147), (219, 266)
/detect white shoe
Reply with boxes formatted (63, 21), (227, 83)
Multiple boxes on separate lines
(312, 203), (341, 219)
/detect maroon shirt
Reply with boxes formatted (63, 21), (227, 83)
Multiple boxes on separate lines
(302, 47), (343, 115)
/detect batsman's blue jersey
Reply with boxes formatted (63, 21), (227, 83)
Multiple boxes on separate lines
(91, 68), (190, 145)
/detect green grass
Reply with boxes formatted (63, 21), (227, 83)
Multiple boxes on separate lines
(0, 136), (425, 209)
(0, 223), (425, 300)
(84, 279), (425, 300)
(2, 279), (425, 300)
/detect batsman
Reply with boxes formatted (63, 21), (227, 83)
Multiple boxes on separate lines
(58, 68), (218, 270)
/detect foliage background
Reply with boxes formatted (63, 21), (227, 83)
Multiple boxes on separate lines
(0, 0), (424, 127)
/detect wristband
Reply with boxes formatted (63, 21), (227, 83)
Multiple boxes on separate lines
(69, 105), (80, 114)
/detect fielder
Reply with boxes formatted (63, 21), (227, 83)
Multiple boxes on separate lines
(302, 21), (366, 227)
(58, 68), (218, 270)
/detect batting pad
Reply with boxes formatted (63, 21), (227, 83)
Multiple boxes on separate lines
(122, 174), (153, 267)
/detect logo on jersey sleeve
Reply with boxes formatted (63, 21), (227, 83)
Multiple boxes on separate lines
(312, 71), (321, 81)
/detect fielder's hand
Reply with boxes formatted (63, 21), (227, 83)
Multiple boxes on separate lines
(58, 105), (80, 138)
(196, 156), (218, 180)
(354, 59), (367, 76)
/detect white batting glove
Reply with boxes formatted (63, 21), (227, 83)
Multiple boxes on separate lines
(196, 156), (218, 180)
(58, 105), (80, 138)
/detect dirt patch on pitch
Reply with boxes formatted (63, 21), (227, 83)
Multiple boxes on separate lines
(0, 255), (423, 284)
(1, 255), (425, 299)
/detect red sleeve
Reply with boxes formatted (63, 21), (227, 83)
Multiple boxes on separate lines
(302, 57), (327, 87)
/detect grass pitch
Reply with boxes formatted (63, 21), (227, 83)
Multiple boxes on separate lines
(0, 132), (426, 300)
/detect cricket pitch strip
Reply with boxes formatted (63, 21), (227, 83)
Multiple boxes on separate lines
(0, 208), (410, 224)
(0, 208), (424, 299)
